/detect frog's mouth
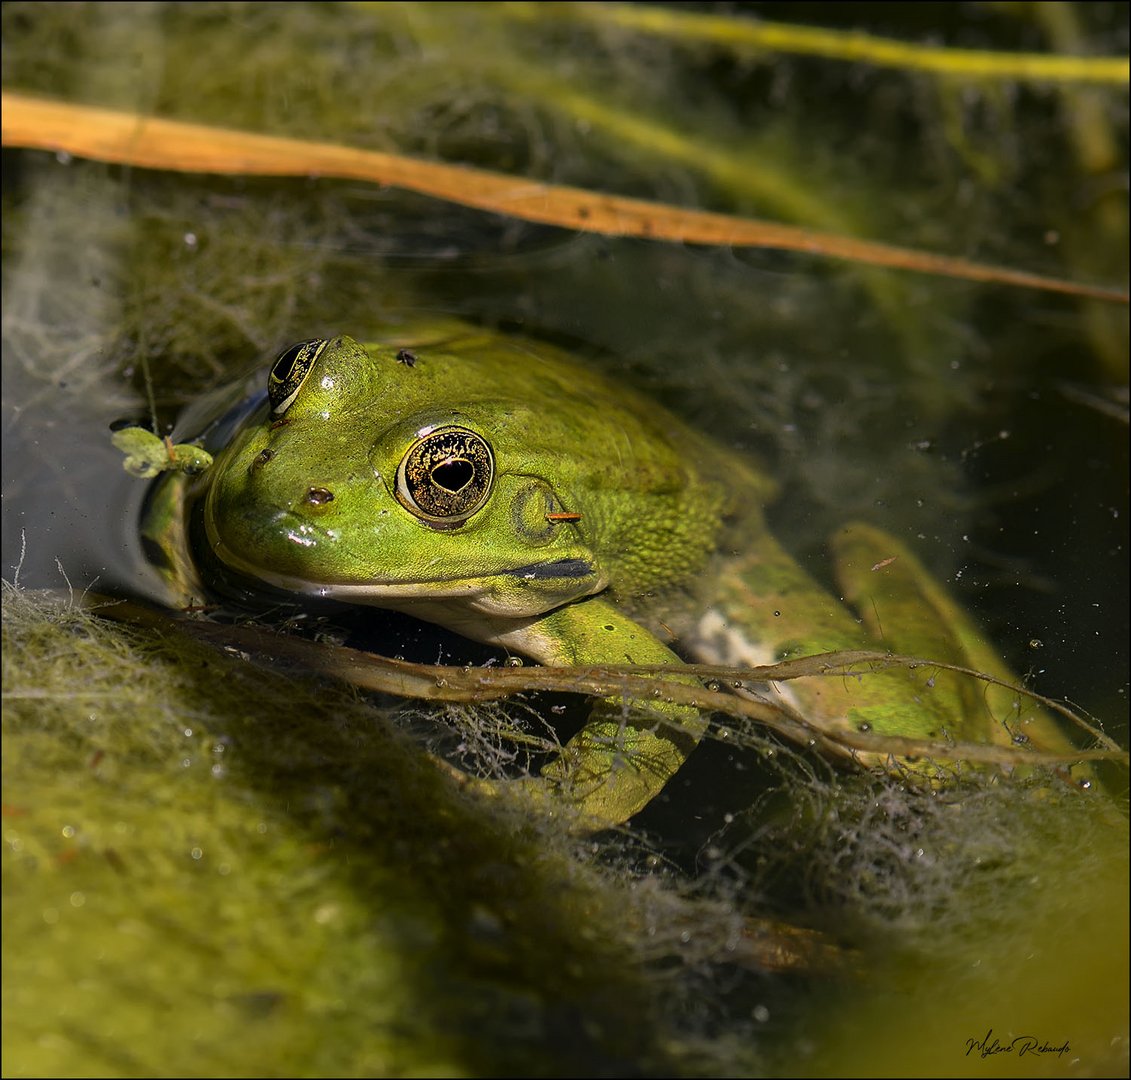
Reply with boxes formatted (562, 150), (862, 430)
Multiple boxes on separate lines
(266, 556), (606, 616)
(204, 483), (607, 616)
(208, 524), (607, 617)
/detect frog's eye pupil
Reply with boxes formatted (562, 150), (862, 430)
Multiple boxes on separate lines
(397, 428), (494, 524)
(268, 338), (330, 416)
(271, 343), (306, 383)
(431, 458), (474, 493)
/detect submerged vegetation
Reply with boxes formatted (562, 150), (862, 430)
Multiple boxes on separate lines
(3, 3), (1128, 1076)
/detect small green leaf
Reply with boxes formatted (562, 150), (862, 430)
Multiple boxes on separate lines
(111, 427), (213, 478)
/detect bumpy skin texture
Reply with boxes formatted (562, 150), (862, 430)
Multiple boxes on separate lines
(146, 327), (1079, 825)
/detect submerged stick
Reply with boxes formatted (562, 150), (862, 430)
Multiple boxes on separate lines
(85, 594), (1128, 771)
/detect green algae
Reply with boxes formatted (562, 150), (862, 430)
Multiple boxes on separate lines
(5, 584), (1126, 1076)
(2, 585), (738, 1077)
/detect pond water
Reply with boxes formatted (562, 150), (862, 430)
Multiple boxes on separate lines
(2, 3), (1127, 1077)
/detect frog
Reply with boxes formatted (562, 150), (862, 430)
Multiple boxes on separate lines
(136, 323), (1083, 826)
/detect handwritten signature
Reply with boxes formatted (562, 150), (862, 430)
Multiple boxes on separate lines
(965, 1029), (1070, 1059)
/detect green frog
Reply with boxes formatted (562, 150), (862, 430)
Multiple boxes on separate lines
(136, 323), (1081, 825)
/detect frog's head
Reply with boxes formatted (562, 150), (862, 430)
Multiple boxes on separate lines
(203, 335), (609, 623)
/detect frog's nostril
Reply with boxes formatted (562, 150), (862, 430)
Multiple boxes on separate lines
(303, 486), (335, 506)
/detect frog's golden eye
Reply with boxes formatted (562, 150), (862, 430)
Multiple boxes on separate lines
(268, 339), (330, 416)
(396, 426), (494, 524)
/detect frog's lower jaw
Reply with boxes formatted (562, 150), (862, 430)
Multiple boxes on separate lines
(313, 559), (607, 614)
(207, 548), (610, 621)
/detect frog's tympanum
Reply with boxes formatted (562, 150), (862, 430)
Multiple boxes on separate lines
(139, 326), (1081, 825)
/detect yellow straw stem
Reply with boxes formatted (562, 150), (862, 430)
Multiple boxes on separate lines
(3, 92), (1125, 304)
(559, 2), (1130, 85)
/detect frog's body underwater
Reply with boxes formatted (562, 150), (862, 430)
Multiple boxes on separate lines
(141, 324), (1081, 826)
